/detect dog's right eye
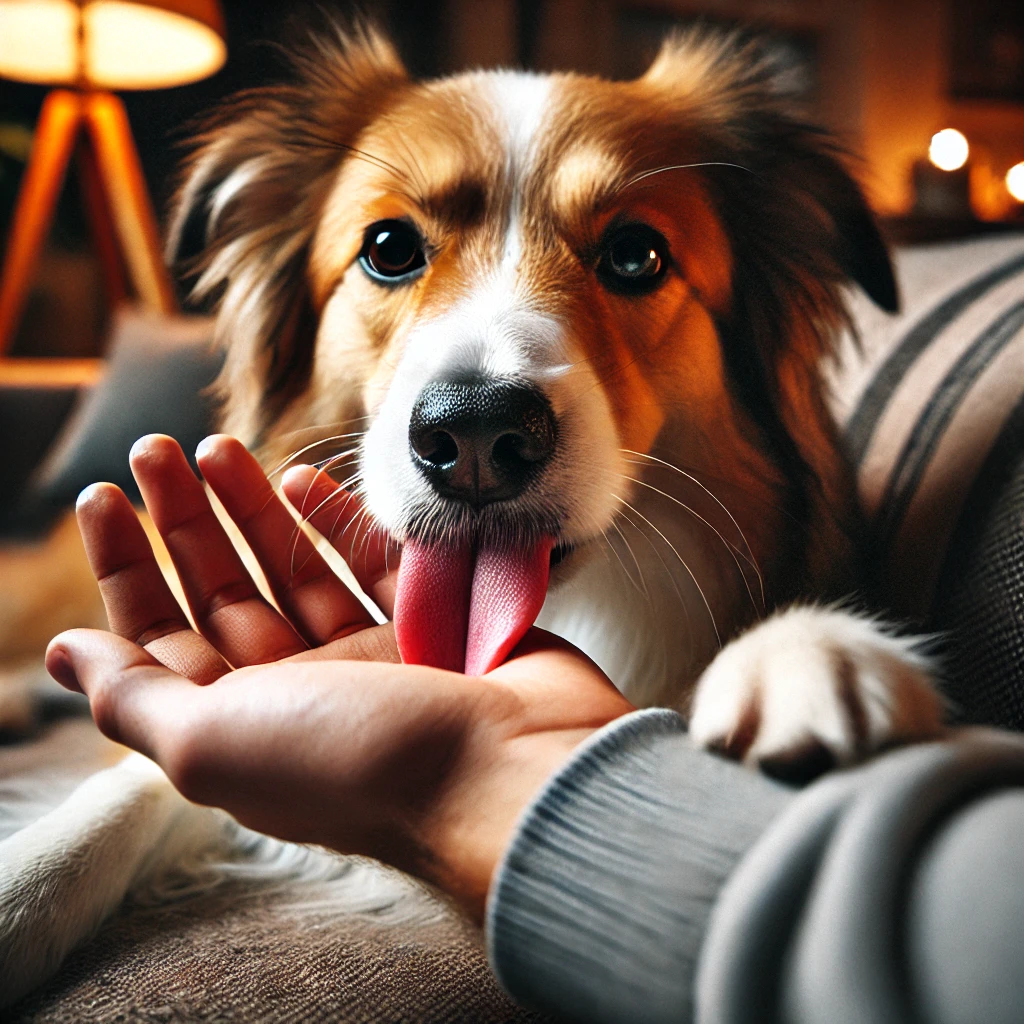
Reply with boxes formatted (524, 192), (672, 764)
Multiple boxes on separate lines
(359, 220), (427, 283)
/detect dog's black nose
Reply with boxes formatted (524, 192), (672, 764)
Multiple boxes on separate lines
(409, 377), (556, 505)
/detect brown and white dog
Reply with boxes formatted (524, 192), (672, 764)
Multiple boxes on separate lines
(0, 24), (943, 1000)
(170, 24), (941, 768)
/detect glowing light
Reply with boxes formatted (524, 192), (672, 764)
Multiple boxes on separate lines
(1007, 163), (1024, 203)
(929, 129), (969, 172)
(0, 0), (225, 89)
(0, 1), (78, 84)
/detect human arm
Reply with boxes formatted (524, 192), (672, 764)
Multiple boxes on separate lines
(485, 709), (1024, 1024)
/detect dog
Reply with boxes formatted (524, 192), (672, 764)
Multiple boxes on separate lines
(0, 23), (943, 1002)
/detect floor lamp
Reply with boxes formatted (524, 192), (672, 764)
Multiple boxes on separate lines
(0, 0), (226, 356)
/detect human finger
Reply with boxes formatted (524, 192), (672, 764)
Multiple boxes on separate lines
(196, 435), (374, 645)
(46, 628), (200, 763)
(129, 434), (305, 666)
(75, 482), (229, 684)
(281, 464), (398, 615)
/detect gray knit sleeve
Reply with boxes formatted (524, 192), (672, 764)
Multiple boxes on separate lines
(698, 728), (1024, 1024)
(485, 710), (1024, 1024)
(485, 708), (793, 1022)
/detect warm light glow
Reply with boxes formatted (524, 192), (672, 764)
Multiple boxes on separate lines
(1007, 163), (1024, 203)
(84, 2), (225, 89)
(0, 0), (226, 89)
(0, 0), (79, 84)
(929, 129), (969, 172)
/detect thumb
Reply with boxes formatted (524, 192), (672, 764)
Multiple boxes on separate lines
(46, 629), (197, 759)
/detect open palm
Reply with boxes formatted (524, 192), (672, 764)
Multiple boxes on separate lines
(46, 434), (633, 914)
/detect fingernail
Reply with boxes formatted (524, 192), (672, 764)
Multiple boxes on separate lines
(47, 647), (82, 694)
(195, 436), (214, 462)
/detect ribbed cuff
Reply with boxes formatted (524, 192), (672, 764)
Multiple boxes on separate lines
(486, 708), (792, 1024)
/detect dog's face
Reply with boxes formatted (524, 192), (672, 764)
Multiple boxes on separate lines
(174, 27), (895, 679)
(310, 67), (737, 549)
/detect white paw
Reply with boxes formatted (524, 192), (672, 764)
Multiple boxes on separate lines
(688, 607), (944, 780)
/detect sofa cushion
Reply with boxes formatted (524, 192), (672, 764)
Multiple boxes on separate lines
(29, 305), (221, 509)
(833, 233), (1024, 727)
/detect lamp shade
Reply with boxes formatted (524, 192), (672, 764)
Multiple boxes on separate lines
(0, 0), (226, 89)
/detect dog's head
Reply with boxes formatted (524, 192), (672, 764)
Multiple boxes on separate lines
(172, 25), (895, 675)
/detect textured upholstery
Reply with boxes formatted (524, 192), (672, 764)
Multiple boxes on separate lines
(930, 405), (1024, 728)
(9, 883), (543, 1024)
(833, 234), (1024, 728)
(2, 720), (545, 1024)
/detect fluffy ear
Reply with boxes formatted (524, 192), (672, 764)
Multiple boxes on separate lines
(643, 31), (898, 318)
(641, 31), (898, 542)
(810, 159), (898, 313)
(168, 24), (406, 443)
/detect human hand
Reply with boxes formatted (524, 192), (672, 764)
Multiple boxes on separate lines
(46, 434), (634, 917)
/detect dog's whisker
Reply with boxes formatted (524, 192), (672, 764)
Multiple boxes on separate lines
(325, 488), (362, 548)
(608, 519), (649, 598)
(621, 450), (765, 607)
(625, 475), (764, 616)
(391, 132), (431, 204)
(614, 503), (693, 643)
(617, 161), (754, 193)
(353, 511), (379, 572)
(267, 435), (365, 480)
(283, 129), (422, 200)
(270, 418), (371, 442)
(614, 494), (722, 649)
(347, 505), (373, 567)
(287, 471), (363, 575)
(348, 505), (375, 569)
(601, 530), (644, 599)
(281, 458), (361, 569)
(313, 448), (361, 474)
(623, 469), (757, 574)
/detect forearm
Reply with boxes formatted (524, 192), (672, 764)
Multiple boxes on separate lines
(486, 714), (1024, 1023)
(486, 709), (793, 1021)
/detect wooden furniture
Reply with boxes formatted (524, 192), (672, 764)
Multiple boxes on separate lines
(0, 89), (176, 353)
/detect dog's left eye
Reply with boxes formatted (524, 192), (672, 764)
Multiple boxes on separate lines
(359, 220), (427, 282)
(597, 224), (668, 295)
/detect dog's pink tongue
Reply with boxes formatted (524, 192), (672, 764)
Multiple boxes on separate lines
(395, 538), (553, 675)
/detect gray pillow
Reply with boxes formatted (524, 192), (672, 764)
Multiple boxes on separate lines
(30, 306), (222, 507)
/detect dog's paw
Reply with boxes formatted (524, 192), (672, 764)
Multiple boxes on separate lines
(687, 607), (943, 781)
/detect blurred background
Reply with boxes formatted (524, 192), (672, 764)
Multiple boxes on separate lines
(1, 0), (1022, 363)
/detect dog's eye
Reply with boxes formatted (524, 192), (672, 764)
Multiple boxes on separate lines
(598, 224), (667, 295)
(360, 220), (427, 282)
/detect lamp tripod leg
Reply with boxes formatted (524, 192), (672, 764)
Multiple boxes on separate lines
(0, 91), (84, 355)
(77, 136), (129, 311)
(83, 91), (177, 316)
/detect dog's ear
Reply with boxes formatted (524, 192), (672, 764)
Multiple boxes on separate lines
(641, 31), (899, 519)
(807, 158), (898, 313)
(167, 24), (406, 443)
(642, 31), (898, 318)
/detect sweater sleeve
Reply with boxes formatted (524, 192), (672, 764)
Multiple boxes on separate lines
(485, 708), (794, 1022)
(486, 712), (1024, 1024)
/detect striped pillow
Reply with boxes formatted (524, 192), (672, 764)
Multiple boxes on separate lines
(831, 234), (1024, 727)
